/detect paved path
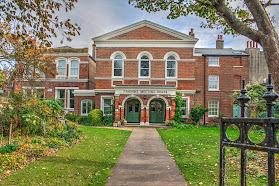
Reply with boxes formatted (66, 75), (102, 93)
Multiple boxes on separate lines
(106, 128), (187, 186)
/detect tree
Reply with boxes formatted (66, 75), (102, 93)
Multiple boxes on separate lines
(129, 0), (279, 90)
(0, 0), (80, 86)
(231, 82), (267, 117)
(174, 92), (184, 123)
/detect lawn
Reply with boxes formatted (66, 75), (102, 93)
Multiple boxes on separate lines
(0, 127), (131, 185)
(158, 127), (275, 185)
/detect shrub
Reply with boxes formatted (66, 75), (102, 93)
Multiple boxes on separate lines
(88, 109), (103, 126)
(0, 144), (20, 154)
(172, 123), (196, 129)
(77, 116), (88, 125)
(66, 113), (80, 122)
(189, 104), (208, 124)
(165, 120), (172, 126)
(46, 138), (68, 148)
(257, 111), (267, 118)
(103, 115), (114, 126)
(174, 92), (183, 123)
(0, 154), (26, 170)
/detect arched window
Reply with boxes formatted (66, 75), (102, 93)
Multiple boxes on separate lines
(70, 59), (79, 77)
(81, 99), (93, 116)
(166, 56), (176, 77)
(57, 59), (67, 76)
(113, 55), (123, 77)
(140, 55), (150, 77)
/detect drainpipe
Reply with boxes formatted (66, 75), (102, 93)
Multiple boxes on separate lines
(204, 56), (206, 125)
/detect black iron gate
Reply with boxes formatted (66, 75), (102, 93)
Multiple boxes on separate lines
(220, 74), (279, 186)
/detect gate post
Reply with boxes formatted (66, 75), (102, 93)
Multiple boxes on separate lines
(262, 73), (278, 186)
(237, 80), (250, 186)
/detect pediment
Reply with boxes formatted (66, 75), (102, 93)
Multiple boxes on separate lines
(92, 20), (198, 42)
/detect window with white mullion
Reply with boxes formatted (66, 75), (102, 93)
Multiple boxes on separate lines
(140, 56), (150, 77)
(56, 89), (66, 108)
(81, 99), (93, 115)
(113, 55), (123, 77)
(208, 100), (219, 117)
(69, 90), (75, 109)
(57, 60), (67, 76)
(103, 98), (112, 115)
(70, 60), (79, 76)
(167, 56), (176, 77)
(208, 75), (219, 90)
(209, 57), (219, 66)
(181, 98), (189, 118)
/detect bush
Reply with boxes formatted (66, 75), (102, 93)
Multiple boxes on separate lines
(46, 138), (68, 148)
(172, 123), (196, 129)
(66, 113), (80, 122)
(103, 115), (114, 126)
(77, 116), (88, 125)
(257, 111), (267, 118)
(189, 104), (208, 124)
(0, 144), (20, 154)
(88, 109), (103, 126)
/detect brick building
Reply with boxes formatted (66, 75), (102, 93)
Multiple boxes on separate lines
(14, 46), (96, 113)
(73, 20), (249, 124)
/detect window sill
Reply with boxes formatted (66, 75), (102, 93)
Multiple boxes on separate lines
(208, 89), (220, 91)
(233, 66), (243, 68)
(208, 115), (219, 118)
(208, 65), (220, 67)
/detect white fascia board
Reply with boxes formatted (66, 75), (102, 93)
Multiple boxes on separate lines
(73, 90), (95, 96)
(95, 40), (197, 48)
(45, 79), (89, 82)
(94, 89), (115, 93)
(177, 90), (196, 94)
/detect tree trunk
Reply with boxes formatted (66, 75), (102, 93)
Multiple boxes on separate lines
(8, 122), (12, 145)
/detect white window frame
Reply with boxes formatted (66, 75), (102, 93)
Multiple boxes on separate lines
(137, 51), (153, 78)
(113, 55), (124, 78)
(208, 57), (219, 67)
(68, 89), (75, 109)
(110, 51), (126, 78)
(208, 100), (219, 117)
(101, 96), (113, 116)
(181, 97), (190, 118)
(55, 87), (79, 109)
(208, 75), (219, 91)
(165, 56), (177, 78)
(69, 58), (80, 78)
(56, 58), (67, 78)
(81, 99), (93, 116)
(22, 87), (45, 100)
(55, 89), (66, 108)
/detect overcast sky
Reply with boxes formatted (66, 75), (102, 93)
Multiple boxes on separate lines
(52, 0), (279, 53)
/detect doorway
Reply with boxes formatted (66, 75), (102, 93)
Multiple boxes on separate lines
(126, 99), (141, 123)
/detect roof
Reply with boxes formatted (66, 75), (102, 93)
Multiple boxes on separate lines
(195, 48), (249, 56)
(92, 20), (198, 42)
(50, 46), (88, 53)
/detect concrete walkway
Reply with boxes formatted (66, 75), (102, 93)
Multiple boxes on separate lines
(106, 128), (187, 186)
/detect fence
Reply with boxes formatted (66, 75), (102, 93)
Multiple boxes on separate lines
(220, 74), (279, 186)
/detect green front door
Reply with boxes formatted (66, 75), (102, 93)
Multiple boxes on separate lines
(149, 100), (165, 123)
(126, 99), (140, 123)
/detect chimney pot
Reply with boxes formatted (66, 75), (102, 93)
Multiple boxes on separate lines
(189, 28), (195, 37)
(216, 35), (224, 49)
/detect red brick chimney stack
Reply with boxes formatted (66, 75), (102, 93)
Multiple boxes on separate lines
(216, 35), (224, 49)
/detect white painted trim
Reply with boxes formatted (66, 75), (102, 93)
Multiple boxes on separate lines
(73, 90), (95, 96)
(208, 100), (219, 117)
(69, 57), (80, 78)
(95, 40), (196, 48)
(94, 89), (115, 93)
(55, 89), (66, 108)
(111, 54), (124, 79)
(95, 77), (195, 81)
(181, 97), (190, 118)
(232, 90), (241, 92)
(208, 57), (219, 67)
(44, 79), (88, 82)
(147, 95), (170, 110)
(111, 79), (124, 87)
(80, 61), (89, 64)
(81, 99), (93, 116)
(110, 51), (127, 59)
(120, 95), (144, 109)
(48, 53), (89, 57)
(55, 87), (79, 90)
(178, 90), (196, 95)
(177, 78), (195, 80)
(177, 59), (195, 62)
(137, 51), (153, 60)
(138, 52), (152, 78)
(97, 58), (195, 62)
(55, 57), (67, 78)
(163, 51), (180, 60)
(208, 75), (219, 91)
(233, 66), (243, 68)
(92, 20), (198, 41)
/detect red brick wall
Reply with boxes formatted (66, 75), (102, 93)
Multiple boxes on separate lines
(109, 26), (182, 40)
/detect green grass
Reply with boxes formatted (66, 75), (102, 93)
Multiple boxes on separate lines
(158, 127), (269, 185)
(0, 127), (131, 185)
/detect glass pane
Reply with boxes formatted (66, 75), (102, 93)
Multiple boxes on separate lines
(71, 60), (78, 68)
(104, 107), (110, 115)
(58, 60), (66, 68)
(114, 60), (122, 68)
(115, 55), (122, 60)
(140, 69), (149, 76)
(141, 61), (149, 68)
(151, 102), (156, 112)
(87, 101), (92, 112)
(167, 61), (176, 68)
(167, 69), (175, 77)
(135, 103), (139, 112)
(167, 56), (175, 60)
(157, 102), (162, 113)
(69, 90), (74, 98)
(181, 108), (186, 115)
(82, 102), (87, 114)
(58, 90), (65, 98)
(104, 99), (111, 107)
(129, 102), (133, 112)
(70, 99), (74, 108)
(71, 68), (78, 76)
(114, 69), (122, 76)
(58, 68), (66, 75)
(141, 56), (149, 60)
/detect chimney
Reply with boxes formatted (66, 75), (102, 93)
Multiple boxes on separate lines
(216, 35), (224, 49)
(189, 28), (195, 37)
(92, 42), (96, 59)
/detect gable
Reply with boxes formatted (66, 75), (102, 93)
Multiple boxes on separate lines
(108, 26), (182, 40)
